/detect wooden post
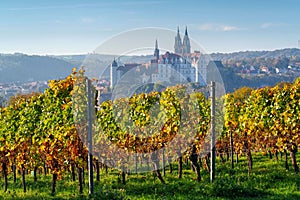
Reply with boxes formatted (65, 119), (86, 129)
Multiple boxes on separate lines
(230, 131), (234, 169)
(87, 79), (94, 195)
(162, 148), (166, 176)
(135, 153), (138, 174)
(210, 81), (216, 183)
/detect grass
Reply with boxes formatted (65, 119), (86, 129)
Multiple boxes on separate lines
(0, 154), (299, 199)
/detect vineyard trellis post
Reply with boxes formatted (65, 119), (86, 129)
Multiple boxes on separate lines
(87, 78), (94, 195)
(210, 81), (216, 183)
(230, 131), (234, 169)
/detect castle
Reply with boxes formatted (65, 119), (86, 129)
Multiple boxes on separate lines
(110, 27), (208, 89)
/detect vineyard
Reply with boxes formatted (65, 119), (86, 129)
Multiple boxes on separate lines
(0, 68), (299, 199)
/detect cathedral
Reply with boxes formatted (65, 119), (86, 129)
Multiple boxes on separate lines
(110, 27), (208, 89)
(174, 26), (191, 55)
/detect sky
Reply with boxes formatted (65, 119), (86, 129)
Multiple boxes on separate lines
(1, 0), (300, 55)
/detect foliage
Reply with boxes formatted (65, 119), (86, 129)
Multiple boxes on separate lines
(0, 69), (300, 197)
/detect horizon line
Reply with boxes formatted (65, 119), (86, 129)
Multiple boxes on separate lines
(1, 47), (300, 57)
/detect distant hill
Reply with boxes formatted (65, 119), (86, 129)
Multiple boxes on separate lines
(0, 53), (74, 83)
(217, 67), (297, 92)
(55, 48), (300, 64)
(52, 54), (152, 69)
(1, 48), (299, 92)
(210, 48), (300, 60)
(52, 54), (153, 79)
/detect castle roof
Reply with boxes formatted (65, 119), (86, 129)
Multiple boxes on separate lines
(117, 63), (140, 71)
(161, 51), (181, 60)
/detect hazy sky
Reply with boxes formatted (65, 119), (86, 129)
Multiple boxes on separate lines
(1, 0), (299, 55)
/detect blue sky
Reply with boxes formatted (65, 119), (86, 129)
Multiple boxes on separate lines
(1, 0), (300, 55)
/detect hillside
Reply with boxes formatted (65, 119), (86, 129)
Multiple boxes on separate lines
(0, 48), (300, 92)
(0, 53), (74, 83)
(218, 67), (297, 92)
(210, 48), (300, 60)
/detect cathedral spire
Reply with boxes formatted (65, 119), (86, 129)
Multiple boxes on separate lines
(182, 26), (191, 54)
(174, 26), (182, 54)
(154, 39), (159, 60)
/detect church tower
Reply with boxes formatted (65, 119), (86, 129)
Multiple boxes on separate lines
(154, 39), (159, 60)
(110, 58), (118, 88)
(174, 27), (182, 54)
(182, 26), (191, 54)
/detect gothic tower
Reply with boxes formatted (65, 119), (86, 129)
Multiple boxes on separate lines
(182, 26), (191, 54)
(154, 39), (159, 60)
(174, 27), (182, 54)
